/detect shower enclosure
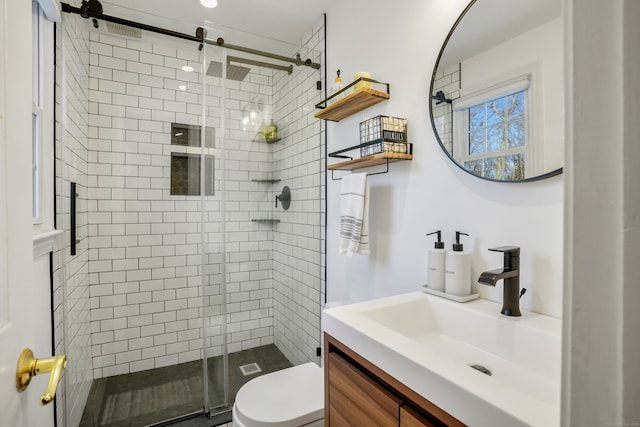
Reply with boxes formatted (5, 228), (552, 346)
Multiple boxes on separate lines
(54, 5), (325, 426)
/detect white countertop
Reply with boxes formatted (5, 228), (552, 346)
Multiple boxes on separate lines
(322, 291), (561, 427)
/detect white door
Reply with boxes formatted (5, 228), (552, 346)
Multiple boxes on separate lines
(0, 0), (57, 426)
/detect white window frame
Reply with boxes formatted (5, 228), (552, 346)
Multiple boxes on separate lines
(453, 66), (543, 179)
(32, 2), (42, 223)
(32, 1), (56, 239)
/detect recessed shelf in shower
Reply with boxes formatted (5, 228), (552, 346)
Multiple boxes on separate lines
(171, 123), (215, 148)
(252, 136), (282, 143)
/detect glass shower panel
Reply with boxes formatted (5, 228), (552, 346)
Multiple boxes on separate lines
(199, 42), (230, 412)
(57, 10), (229, 425)
(83, 28), (210, 424)
(56, 12), (93, 427)
(202, 22), (324, 414)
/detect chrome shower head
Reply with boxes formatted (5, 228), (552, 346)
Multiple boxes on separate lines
(206, 60), (251, 82)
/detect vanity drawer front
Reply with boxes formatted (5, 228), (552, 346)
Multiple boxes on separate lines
(400, 405), (438, 427)
(328, 352), (402, 426)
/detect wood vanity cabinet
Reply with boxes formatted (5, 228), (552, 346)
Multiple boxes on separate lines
(328, 351), (402, 426)
(325, 333), (465, 427)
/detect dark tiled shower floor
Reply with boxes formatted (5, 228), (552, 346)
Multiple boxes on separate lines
(79, 344), (292, 427)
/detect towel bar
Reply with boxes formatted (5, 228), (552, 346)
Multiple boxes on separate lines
(330, 158), (390, 181)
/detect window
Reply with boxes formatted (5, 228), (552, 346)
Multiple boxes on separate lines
(453, 75), (533, 181)
(464, 90), (527, 180)
(32, 1), (42, 222)
(31, 0), (55, 235)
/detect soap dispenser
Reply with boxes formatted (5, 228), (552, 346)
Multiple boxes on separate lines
(445, 231), (471, 296)
(426, 231), (446, 292)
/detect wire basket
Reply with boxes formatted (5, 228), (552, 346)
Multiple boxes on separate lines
(359, 115), (408, 157)
(360, 141), (412, 157)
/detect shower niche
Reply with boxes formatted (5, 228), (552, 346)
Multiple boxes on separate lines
(169, 152), (215, 196)
(171, 122), (215, 148)
(170, 123), (216, 196)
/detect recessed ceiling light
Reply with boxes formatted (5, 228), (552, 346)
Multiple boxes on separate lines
(182, 65), (194, 73)
(200, 0), (218, 8)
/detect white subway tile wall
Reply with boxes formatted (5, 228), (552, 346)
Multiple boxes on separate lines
(54, 12), (325, 424)
(85, 30), (282, 377)
(432, 63), (460, 153)
(271, 19), (325, 366)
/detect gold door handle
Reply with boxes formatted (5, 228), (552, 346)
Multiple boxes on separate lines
(15, 348), (67, 405)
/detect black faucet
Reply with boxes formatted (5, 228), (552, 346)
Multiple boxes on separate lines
(478, 246), (523, 317)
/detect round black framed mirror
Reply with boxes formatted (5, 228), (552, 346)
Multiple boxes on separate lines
(429, 0), (563, 182)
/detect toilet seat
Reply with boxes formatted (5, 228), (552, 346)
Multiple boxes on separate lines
(232, 362), (324, 427)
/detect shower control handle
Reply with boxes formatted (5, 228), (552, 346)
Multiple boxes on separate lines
(275, 186), (291, 210)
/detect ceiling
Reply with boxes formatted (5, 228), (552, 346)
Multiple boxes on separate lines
(99, 0), (336, 45)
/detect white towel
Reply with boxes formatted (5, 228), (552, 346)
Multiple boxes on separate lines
(338, 173), (370, 257)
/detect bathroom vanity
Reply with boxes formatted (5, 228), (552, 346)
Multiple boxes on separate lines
(322, 292), (561, 427)
(325, 333), (463, 426)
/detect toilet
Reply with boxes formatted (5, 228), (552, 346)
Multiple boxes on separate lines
(232, 362), (324, 427)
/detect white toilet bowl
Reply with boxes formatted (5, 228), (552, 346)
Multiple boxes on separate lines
(232, 362), (324, 427)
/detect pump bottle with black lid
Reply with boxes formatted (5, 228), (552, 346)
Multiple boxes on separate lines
(445, 231), (471, 296)
(426, 231), (446, 292)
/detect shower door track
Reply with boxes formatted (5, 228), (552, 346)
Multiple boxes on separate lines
(60, 2), (321, 72)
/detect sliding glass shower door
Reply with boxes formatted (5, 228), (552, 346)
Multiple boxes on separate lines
(198, 40), (230, 413)
(56, 8), (324, 426)
(201, 22), (324, 415)
(55, 12), (231, 425)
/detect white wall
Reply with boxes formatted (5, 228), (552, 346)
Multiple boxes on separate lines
(562, 0), (640, 424)
(324, 0), (564, 318)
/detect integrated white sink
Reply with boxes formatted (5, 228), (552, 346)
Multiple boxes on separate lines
(322, 291), (561, 427)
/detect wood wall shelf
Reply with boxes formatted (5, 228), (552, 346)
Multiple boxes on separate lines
(314, 78), (390, 122)
(315, 88), (390, 122)
(327, 152), (412, 171)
